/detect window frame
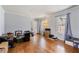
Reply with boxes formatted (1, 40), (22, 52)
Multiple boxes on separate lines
(55, 15), (67, 35)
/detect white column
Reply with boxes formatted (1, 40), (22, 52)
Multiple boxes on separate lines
(0, 6), (5, 36)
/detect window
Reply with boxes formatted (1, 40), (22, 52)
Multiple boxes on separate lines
(42, 19), (48, 28)
(56, 15), (67, 35)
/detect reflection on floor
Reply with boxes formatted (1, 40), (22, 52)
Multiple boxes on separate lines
(8, 34), (79, 53)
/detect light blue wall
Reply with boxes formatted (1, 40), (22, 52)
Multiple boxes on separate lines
(5, 12), (32, 33)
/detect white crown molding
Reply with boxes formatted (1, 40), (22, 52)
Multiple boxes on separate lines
(5, 10), (30, 17)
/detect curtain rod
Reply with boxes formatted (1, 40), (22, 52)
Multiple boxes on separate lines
(55, 13), (71, 17)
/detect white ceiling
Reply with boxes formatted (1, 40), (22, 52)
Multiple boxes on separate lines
(3, 5), (71, 18)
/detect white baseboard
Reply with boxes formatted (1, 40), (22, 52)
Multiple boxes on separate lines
(65, 41), (73, 46)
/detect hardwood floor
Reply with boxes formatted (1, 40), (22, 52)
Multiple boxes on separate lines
(8, 34), (79, 53)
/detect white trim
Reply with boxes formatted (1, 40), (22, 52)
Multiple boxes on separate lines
(65, 40), (73, 46)
(5, 11), (31, 17)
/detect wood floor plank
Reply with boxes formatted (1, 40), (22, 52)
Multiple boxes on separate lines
(8, 35), (79, 53)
